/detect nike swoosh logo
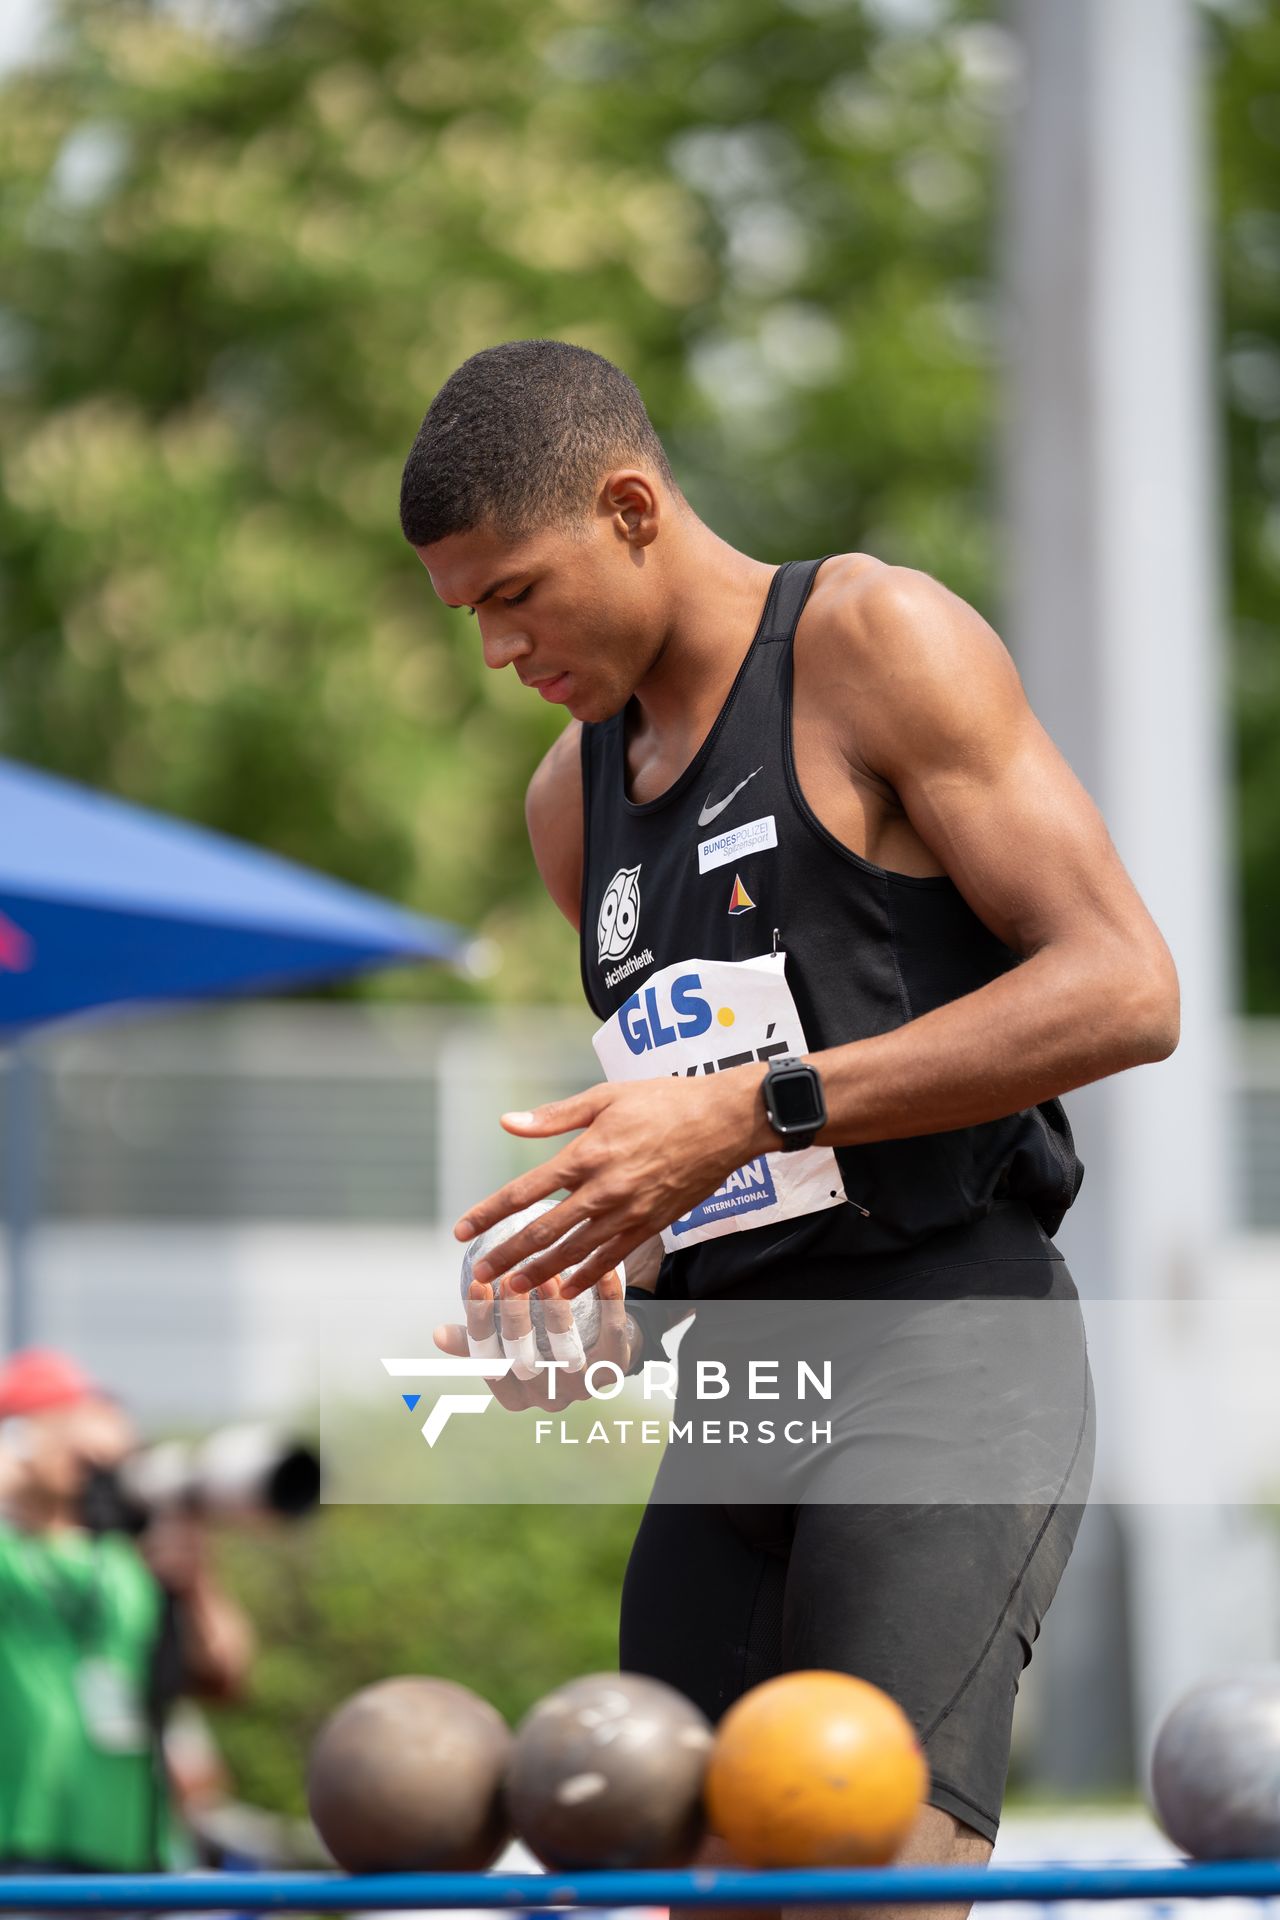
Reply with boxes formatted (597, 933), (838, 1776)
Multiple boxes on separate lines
(698, 768), (763, 829)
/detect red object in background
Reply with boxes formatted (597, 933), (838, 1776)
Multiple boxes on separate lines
(0, 1347), (100, 1418)
(0, 911), (32, 971)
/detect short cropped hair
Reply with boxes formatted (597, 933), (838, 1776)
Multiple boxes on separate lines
(399, 338), (679, 548)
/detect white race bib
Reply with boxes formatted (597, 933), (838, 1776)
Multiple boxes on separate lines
(592, 953), (846, 1252)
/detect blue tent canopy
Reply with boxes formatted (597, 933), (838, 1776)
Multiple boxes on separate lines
(0, 758), (465, 1036)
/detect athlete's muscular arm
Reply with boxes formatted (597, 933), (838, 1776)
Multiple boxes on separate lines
(789, 564), (1180, 1148)
(525, 722), (585, 932)
(455, 567), (1179, 1300)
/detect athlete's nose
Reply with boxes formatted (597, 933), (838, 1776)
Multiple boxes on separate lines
(480, 625), (532, 674)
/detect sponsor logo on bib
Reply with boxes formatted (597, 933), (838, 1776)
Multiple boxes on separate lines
(670, 1156), (778, 1235)
(592, 953), (848, 1251)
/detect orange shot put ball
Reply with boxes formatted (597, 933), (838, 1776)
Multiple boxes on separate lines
(705, 1670), (929, 1867)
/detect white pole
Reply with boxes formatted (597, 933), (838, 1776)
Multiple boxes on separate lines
(1001, 0), (1273, 1779)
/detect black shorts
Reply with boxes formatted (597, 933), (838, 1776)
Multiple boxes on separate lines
(618, 1204), (1095, 1845)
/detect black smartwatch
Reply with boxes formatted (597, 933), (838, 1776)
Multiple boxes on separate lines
(761, 1054), (827, 1153)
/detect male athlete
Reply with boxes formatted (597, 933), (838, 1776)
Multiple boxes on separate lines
(400, 339), (1178, 1916)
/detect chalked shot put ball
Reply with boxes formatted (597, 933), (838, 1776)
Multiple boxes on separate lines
(1151, 1669), (1280, 1859)
(306, 1675), (511, 1871)
(461, 1197), (603, 1362)
(505, 1671), (713, 1870)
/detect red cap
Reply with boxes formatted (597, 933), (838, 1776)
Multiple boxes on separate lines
(0, 1348), (100, 1420)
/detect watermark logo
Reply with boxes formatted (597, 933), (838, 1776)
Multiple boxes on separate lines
(381, 1358), (513, 1446)
(383, 1345), (834, 1453)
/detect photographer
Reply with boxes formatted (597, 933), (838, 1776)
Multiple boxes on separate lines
(0, 1348), (255, 1875)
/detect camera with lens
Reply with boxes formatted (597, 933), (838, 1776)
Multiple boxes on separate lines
(80, 1424), (321, 1535)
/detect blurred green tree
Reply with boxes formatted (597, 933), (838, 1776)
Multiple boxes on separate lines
(1, 1), (1274, 1008)
(209, 1500), (644, 1817)
(1207, 0), (1280, 1012)
(0, 0), (1006, 1004)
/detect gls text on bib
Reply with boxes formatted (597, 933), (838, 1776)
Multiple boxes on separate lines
(592, 953), (846, 1252)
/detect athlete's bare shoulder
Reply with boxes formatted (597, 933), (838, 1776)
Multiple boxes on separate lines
(794, 551), (1178, 1005)
(804, 550), (988, 666)
(525, 720), (584, 932)
(800, 551), (1022, 781)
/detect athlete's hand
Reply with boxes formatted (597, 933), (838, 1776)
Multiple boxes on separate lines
(453, 1069), (769, 1298)
(432, 1265), (637, 1411)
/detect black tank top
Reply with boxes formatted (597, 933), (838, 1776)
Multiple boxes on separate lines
(579, 556), (1084, 1299)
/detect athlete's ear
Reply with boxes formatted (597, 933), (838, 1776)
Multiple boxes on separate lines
(599, 470), (659, 549)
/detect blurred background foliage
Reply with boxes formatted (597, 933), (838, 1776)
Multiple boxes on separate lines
(1211, 1), (1280, 1011)
(211, 1501), (644, 1814)
(0, 0), (1274, 1002)
(0, 0), (1053, 1005)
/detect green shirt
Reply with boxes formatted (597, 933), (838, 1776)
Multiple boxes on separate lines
(0, 1521), (188, 1870)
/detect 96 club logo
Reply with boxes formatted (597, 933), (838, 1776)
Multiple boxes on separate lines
(597, 863), (641, 962)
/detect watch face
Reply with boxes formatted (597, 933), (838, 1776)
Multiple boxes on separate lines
(770, 1068), (824, 1130)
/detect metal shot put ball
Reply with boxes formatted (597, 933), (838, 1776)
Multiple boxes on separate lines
(1150, 1668), (1280, 1858)
(460, 1199), (602, 1358)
